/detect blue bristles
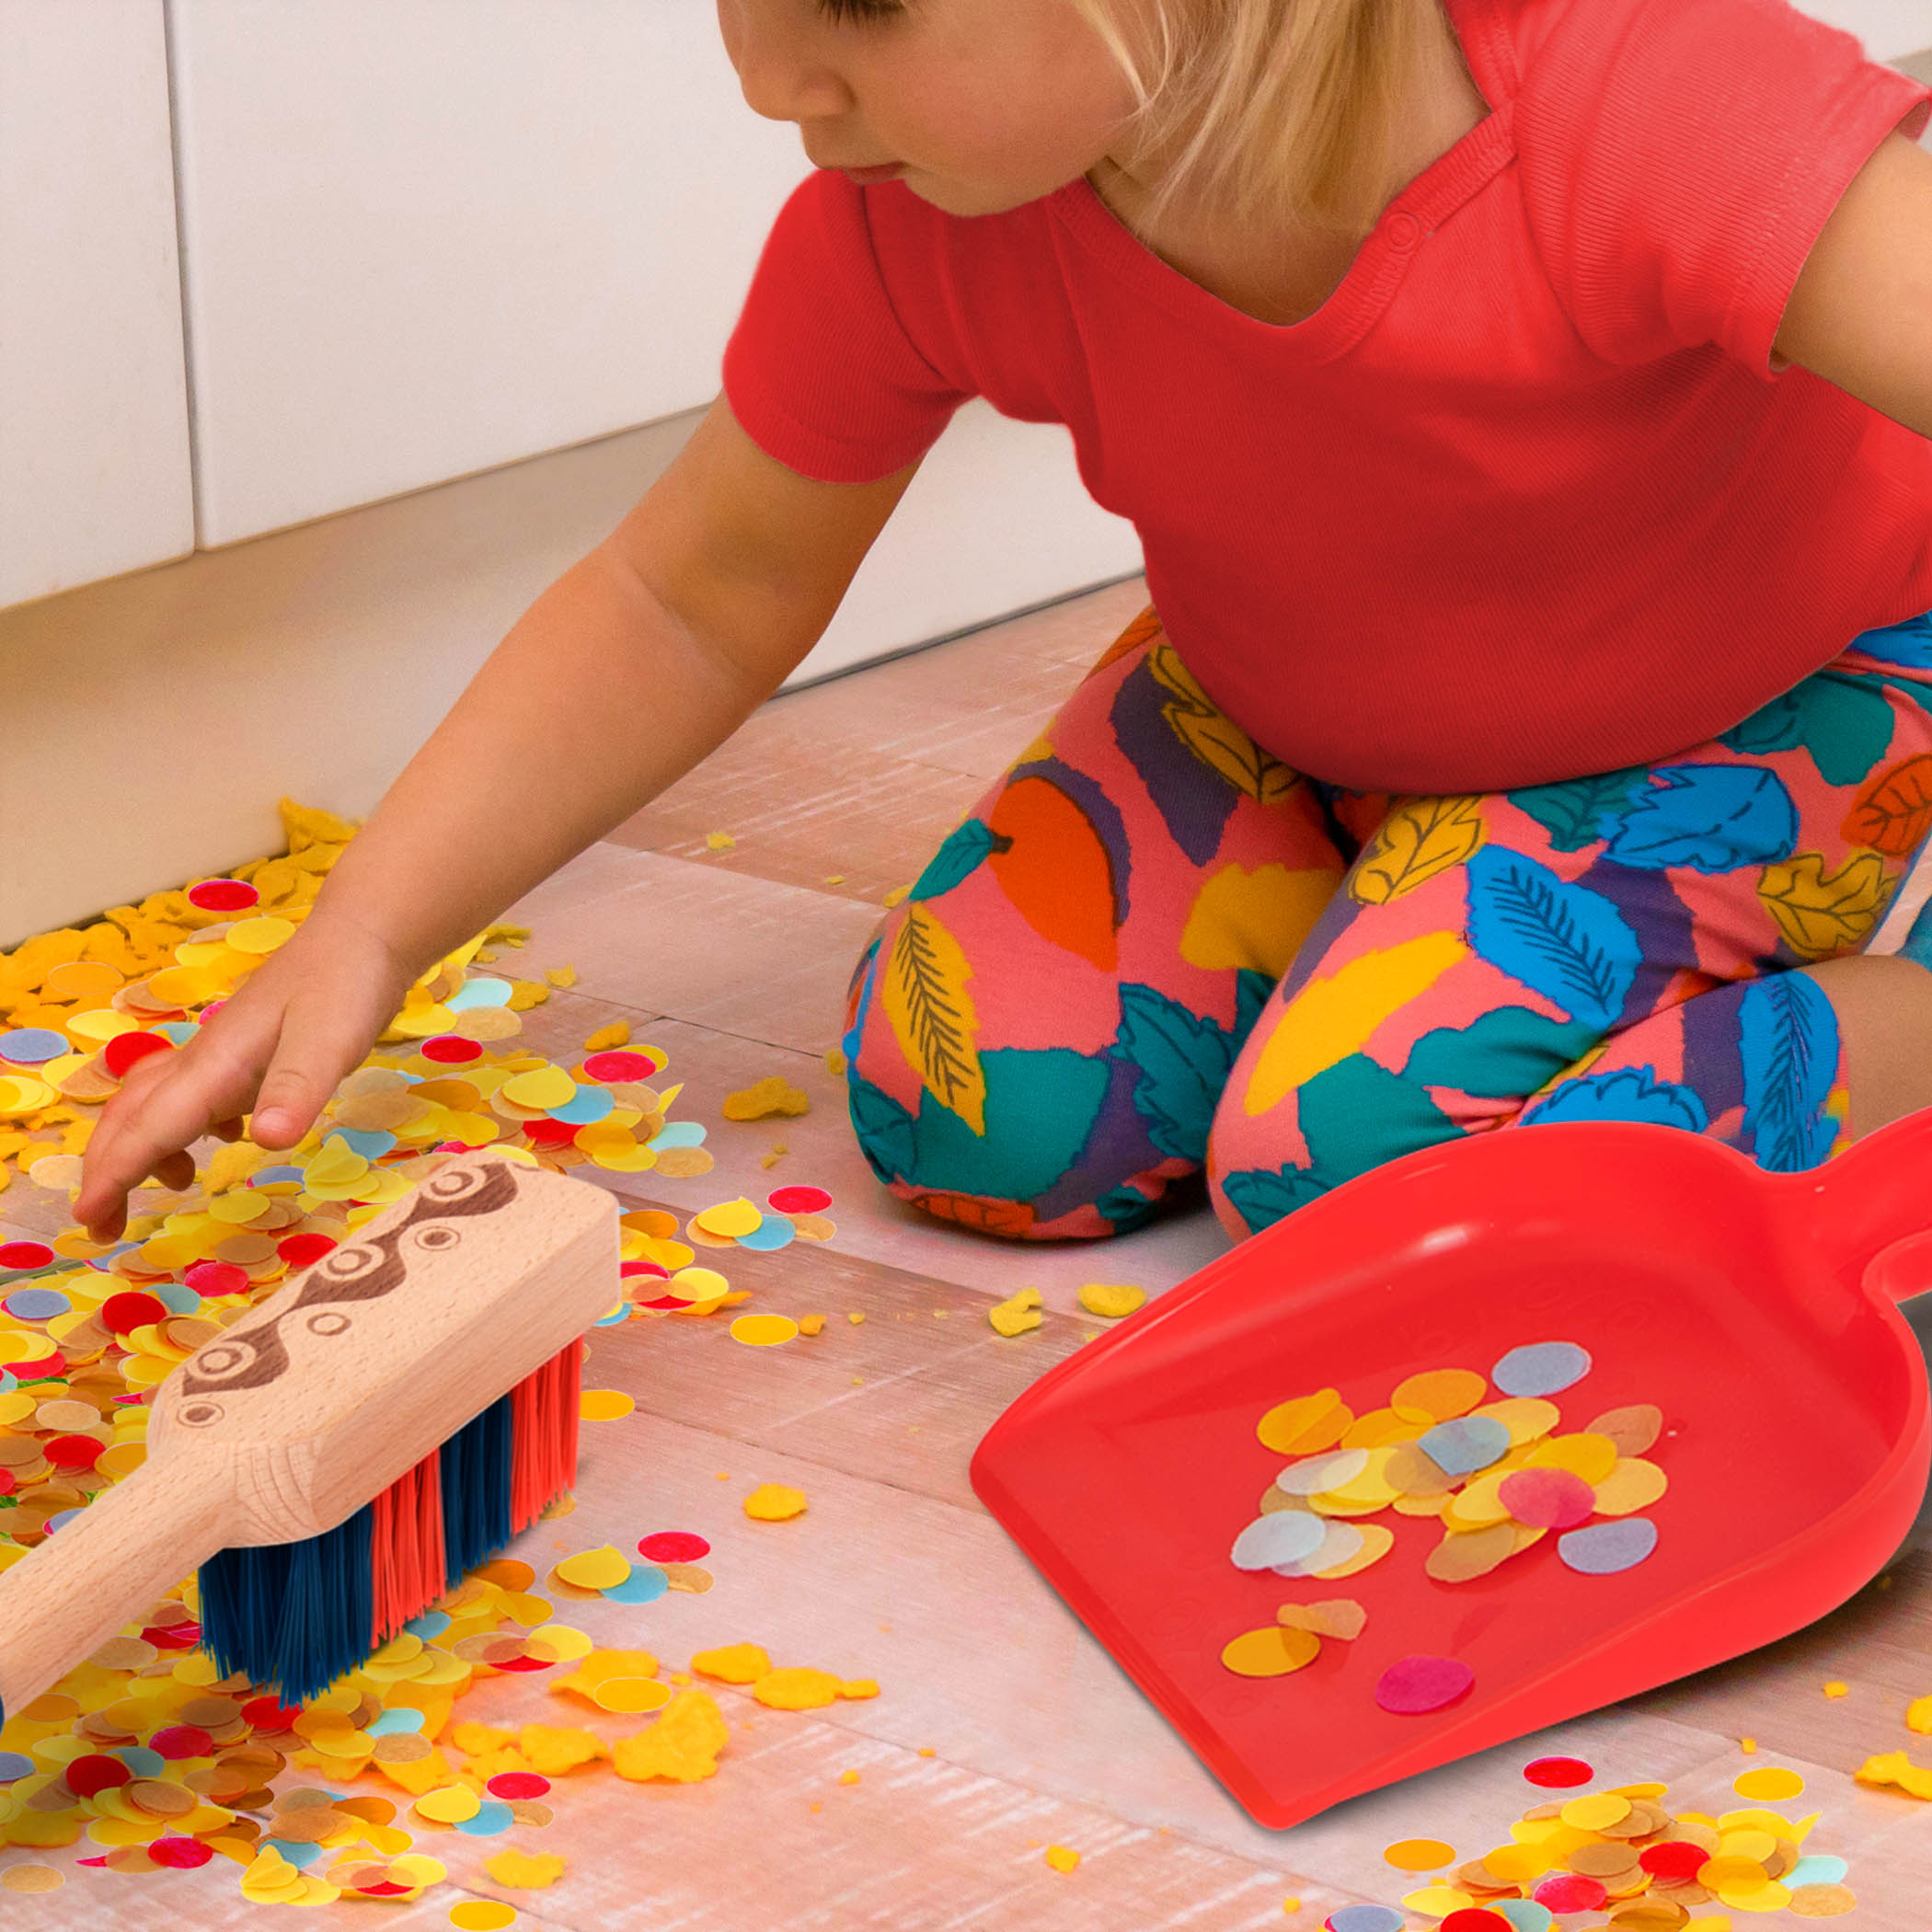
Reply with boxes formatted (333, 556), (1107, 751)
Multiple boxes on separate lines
(199, 1502), (374, 1707)
(194, 1386), (527, 1706)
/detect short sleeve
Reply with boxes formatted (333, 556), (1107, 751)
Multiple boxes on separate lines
(1514, 0), (1932, 380)
(721, 169), (976, 482)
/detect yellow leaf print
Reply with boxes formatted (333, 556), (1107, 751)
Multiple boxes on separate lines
(1244, 931), (1470, 1117)
(1147, 638), (1299, 805)
(1757, 849), (1893, 960)
(1179, 862), (1344, 975)
(1349, 796), (1487, 904)
(881, 903), (987, 1135)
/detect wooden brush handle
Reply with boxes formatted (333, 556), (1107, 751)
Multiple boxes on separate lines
(0, 1442), (233, 1721)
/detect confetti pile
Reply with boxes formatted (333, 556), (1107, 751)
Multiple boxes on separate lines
(1322, 1759), (1857, 1929)
(1220, 1341), (1668, 1699)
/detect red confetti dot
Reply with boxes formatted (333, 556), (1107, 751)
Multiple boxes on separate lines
(103, 1030), (173, 1079)
(638, 1294), (687, 1310)
(8, 1351), (65, 1384)
(0, 1241), (53, 1271)
(420, 1035), (482, 1064)
(147, 1724), (213, 1760)
(44, 1434), (104, 1470)
(185, 1259), (250, 1296)
(359, 1882), (414, 1897)
(1498, 1466), (1597, 1530)
(0, 1470), (14, 1497)
(241, 1696), (302, 1731)
(620, 1260), (670, 1282)
(524, 1118), (581, 1146)
(1374, 1654), (1475, 1714)
(494, 1655), (556, 1673)
(1639, 1841), (1712, 1880)
(150, 1835), (215, 1869)
(487, 1772), (551, 1800)
(75, 1856), (110, 1869)
(277, 1233), (337, 1268)
(187, 880), (259, 912)
(1441, 1914), (1512, 1932)
(1523, 1755), (1594, 1788)
(638, 1531), (710, 1563)
(101, 1291), (168, 1336)
(1533, 1875), (1607, 1914)
(767, 1185), (832, 1214)
(582, 1050), (659, 1082)
(142, 1623), (201, 1651)
(63, 1754), (132, 1797)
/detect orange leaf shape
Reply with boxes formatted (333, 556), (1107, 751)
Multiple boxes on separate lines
(987, 776), (1119, 972)
(908, 1190), (1035, 1236)
(1842, 752), (1932, 857)
(1757, 849), (1894, 959)
(1085, 604), (1167, 682)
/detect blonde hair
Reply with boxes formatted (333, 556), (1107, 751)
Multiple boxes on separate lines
(1065, 0), (1443, 245)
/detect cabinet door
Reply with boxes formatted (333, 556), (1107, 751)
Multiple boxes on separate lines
(169, 0), (809, 545)
(0, 0), (192, 610)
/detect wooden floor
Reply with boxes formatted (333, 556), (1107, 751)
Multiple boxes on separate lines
(7, 575), (1932, 1928)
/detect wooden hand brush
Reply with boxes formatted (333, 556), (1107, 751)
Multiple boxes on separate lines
(0, 1151), (619, 1728)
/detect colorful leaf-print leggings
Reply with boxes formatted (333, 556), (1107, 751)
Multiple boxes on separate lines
(841, 603), (1932, 1242)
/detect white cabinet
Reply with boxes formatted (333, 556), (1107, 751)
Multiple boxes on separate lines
(0, 1), (193, 609)
(168, 0), (810, 546)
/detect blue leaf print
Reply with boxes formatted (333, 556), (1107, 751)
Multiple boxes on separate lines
(1113, 983), (1239, 1163)
(1220, 1162), (1335, 1236)
(1519, 1066), (1709, 1133)
(1603, 765), (1799, 872)
(1506, 767), (1650, 853)
(911, 818), (1008, 902)
(1738, 972), (1840, 1172)
(1850, 610), (1932, 670)
(1464, 845), (1641, 1029)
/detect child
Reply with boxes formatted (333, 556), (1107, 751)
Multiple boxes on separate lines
(75, 0), (1932, 1251)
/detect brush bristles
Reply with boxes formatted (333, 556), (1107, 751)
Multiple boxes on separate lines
(196, 1341), (581, 1704)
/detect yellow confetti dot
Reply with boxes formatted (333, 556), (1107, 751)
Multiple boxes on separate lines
(1045, 1846), (1080, 1873)
(707, 831), (737, 850)
(730, 1314), (800, 1348)
(837, 1769), (861, 1785)
(556, 1546), (632, 1591)
(1385, 1839), (1456, 1871)
(484, 1849), (566, 1891)
(1220, 1626), (1321, 1677)
(696, 1197), (763, 1237)
(1733, 1767), (1805, 1801)
(579, 1388), (634, 1421)
(1077, 1282), (1146, 1318)
(1257, 1388), (1351, 1455)
(1401, 1888), (1475, 1916)
(415, 1784), (483, 1824)
(500, 1065), (577, 1110)
(1560, 1793), (1632, 1831)
(449, 1904), (519, 1931)
(667, 1266), (730, 1303)
(592, 1677), (673, 1715)
(1823, 1681), (1849, 1698)
(744, 1482), (807, 1521)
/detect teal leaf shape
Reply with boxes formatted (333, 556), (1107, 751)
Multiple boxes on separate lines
(847, 1075), (917, 1184)
(1720, 677), (1897, 788)
(1464, 846), (1641, 1029)
(1402, 1005), (1601, 1098)
(1113, 982), (1239, 1163)
(1220, 1162), (1334, 1236)
(1506, 767), (1649, 853)
(1296, 1052), (1460, 1183)
(911, 818), (1009, 902)
(1738, 971), (1840, 1172)
(1603, 765), (1798, 872)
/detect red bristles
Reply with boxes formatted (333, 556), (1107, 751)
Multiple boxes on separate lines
(369, 1452), (447, 1647)
(510, 1343), (581, 1535)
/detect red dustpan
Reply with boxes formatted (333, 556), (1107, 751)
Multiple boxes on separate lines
(971, 1107), (1932, 1829)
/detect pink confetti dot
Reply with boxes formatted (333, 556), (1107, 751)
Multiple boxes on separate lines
(638, 1531), (710, 1563)
(583, 1050), (661, 1082)
(487, 1772), (550, 1800)
(187, 880), (259, 912)
(147, 1724), (213, 1759)
(101, 1291), (167, 1335)
(103, 1030), (172, 1078)
(277, 1233), (337, 1268)
(186, 1259), (250, 1296)
(1533, 1875), (1607, 1914)
(1374, 1655), (1475, 1715)
(0, 1241), (53, 1271)
(420, 1034), (483, 1064)
(1498, 1466), (1597, 1530)
(767, 1185), (833, 1214)
(151, 1835), (214, 1868)
(1523, 1755), (1593, 1787)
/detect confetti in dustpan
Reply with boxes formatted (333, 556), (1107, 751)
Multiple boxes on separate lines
(971, 1106), (1932, 1829)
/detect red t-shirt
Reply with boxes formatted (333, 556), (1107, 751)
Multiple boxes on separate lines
(721, 0), (1932, 793)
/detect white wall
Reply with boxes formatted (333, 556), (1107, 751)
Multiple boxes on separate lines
(0, 0), (193, 608)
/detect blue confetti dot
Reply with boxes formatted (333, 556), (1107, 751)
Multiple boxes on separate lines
(593, 1303), (630, 1327)
(445, 978), (513, 1010)
(1417, 1415), (1511, 1476)
(602, 1564), (670, 1604)
(155, 1021), (200, 1045)
(1491, 1903), (1554, 1932)
(1326, 1909), (1406, 1932)
(1558, 1516), (1659, 1575)
(734, 1214), (796, 1252)
(454, 1799), (516, 1835)
(0, 1373), (14, 1393)
(111, 1746), (165, 1777)
(1231, 1512), (1326, 1570)
(1492, 1340), (1593, 1398)
(264, 1838), (325, 1868)
(0, 1028), (69, 1064)
(249, 1166), (308, 1186)
(0, 1751), (35, 1782)
(364, 1708), (426, 1737)
(45, 1508), (86, 1534)
(405, 1609), (452, 1640)
(153, 1280), (201, 1315)
(547, 1084), (614, 1126)
(4, 1287), (70, 1321)
(1786, 1856), (1848, 1888)
(646, 1121), (707, 1150)
(328, 1128), (397, 1160)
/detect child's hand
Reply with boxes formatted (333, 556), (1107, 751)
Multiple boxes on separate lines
(72, 910), (418, 1245)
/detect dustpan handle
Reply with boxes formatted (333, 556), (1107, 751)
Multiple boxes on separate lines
(1796, 1101), (1932, 1304)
